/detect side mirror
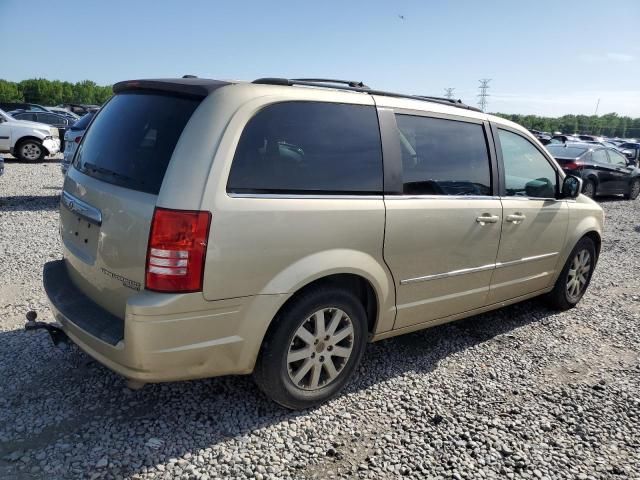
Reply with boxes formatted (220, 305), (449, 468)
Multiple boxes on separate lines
(623, 150), (634, 159)
(561, 175), (582, 199)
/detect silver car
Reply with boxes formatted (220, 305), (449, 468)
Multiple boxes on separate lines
(61, 112), (94, 174)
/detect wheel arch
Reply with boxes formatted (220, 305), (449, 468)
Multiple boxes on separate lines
(258, 249), (396, 338)
(14, 136), (49, 155)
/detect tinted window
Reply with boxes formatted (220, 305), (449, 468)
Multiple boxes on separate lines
(227, 102), (382, 194)
(498, 129), (557, 198)
(395, 114), (491, 196)
(592, 149), (608, 164)
(71, 112), (94, 130)
(15, 112), (37, 121)
(37, 113), (62, 125)
(75, 92), (201, 194)
(546, 145), (588, 158)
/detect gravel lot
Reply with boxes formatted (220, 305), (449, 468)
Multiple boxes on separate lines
(1, 156), (639, 480)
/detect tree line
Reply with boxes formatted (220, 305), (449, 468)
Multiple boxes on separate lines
(0, 78), (112, 106)
(492, 112), (640, 138)
(1, 78), (638, 138)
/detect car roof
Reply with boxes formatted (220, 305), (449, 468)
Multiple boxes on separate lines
(113, 76), (537, 134)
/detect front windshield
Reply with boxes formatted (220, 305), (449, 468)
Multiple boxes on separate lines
(0, 109), (14, 121)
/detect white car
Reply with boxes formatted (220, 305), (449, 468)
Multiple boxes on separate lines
(0, 109), (61, 161)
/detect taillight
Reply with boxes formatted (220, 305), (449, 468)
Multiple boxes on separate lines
(145, 208), (212, 293)
(74, 136), (82, 143)
(564, 161), (582, 171)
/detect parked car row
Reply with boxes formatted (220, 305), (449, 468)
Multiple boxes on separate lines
(546, 143), (640, 200)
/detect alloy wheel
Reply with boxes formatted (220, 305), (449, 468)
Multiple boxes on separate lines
(631, 180), (640, 199)
(582, 181), (595, 198)
(286, 308), (354, 390)
(566, 249), (591, 301)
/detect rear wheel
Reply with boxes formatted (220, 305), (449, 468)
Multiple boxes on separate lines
(253, 287), (368, 409)
(624, 178), (640, 200)
(546, 237), (596, 310)
(15, 139), (46, 162)
(582, 179), (596, 198)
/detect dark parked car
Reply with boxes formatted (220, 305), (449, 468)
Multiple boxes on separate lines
(10, 110), (73, 151)
(58, 103), (100, 116)
(618, 142), (640, 166)
(0, 155), (4, 176)
(547, 143), (640, 199)
(0, 102), (49, 113)
(577, 134), (604, 142)
(549, 134), (581, 144)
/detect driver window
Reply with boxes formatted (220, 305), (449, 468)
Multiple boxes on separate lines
(395, 114), (491, 196)
(608, 150), (627, 166)
(498, 129), (557, 198)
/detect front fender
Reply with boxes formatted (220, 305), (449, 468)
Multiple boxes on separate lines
(260, 248), (396, 334)
(554, 197), (604, 282)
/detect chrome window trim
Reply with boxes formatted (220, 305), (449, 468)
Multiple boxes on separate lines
(385, 195), (501, 201)
(499, 196), (560, 202)
(227, 193), (384, 200)
(400, 252), (558, 285)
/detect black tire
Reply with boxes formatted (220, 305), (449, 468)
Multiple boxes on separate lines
(582, 178), (596, 198)
(546, 237), (596, 311)
(624, 178), (640, 200)
(253, 287), (368, 410)
(15, 138), (46, 162)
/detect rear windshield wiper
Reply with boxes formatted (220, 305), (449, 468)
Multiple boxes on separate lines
(83, 162), (143, 186)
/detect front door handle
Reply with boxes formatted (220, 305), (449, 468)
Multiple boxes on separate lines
(476, 214), (500, 225)
(506, 213), (526, 224)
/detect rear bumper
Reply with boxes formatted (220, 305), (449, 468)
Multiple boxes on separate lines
(43, 260), (288, 383)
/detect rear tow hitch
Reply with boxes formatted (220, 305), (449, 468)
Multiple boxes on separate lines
(24, 311), (69, 346)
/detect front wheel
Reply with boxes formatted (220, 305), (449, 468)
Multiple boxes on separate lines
(15, 139), (46, 162)
(624, 178), (640, 200)
(253, 287), (368, 409)
(546, 237), (596, 310)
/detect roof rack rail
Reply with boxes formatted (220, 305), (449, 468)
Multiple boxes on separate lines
(252, 77), (481, 112)
(291, 78), (369, 88)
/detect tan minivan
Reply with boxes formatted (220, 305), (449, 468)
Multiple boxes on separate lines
(42, 77), (603, 409)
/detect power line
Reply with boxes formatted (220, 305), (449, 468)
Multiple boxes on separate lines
(477, 79), (491, 112)
(444, 87), (455, 100)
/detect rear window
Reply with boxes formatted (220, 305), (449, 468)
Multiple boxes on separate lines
(227, 102), (383, 194)
(74, 92), (201, 194)
(546, 145), (588, 158)
(70, 112), (94, 130)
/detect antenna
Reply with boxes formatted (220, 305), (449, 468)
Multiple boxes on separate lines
(594, 98), (600, 116)
(444, 87), (456, 100)
(477, 79), (491, 112)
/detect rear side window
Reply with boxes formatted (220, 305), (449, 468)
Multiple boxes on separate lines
(74, 92), (201, 195)
(71, 112), (94, 130)
(395, 114), (492, 196)
(227, 102), (383, 194)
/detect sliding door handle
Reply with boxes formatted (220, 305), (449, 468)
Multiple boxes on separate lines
(506, 213), (526, 224)
(476, 214), (500, 225)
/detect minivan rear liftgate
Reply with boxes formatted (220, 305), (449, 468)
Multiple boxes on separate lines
(44, 89), (205, 340)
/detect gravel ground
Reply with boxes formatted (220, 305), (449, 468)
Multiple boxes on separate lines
(1, 156), (639, 480)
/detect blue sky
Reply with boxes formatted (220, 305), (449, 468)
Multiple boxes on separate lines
(1, 0), (639, 116)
